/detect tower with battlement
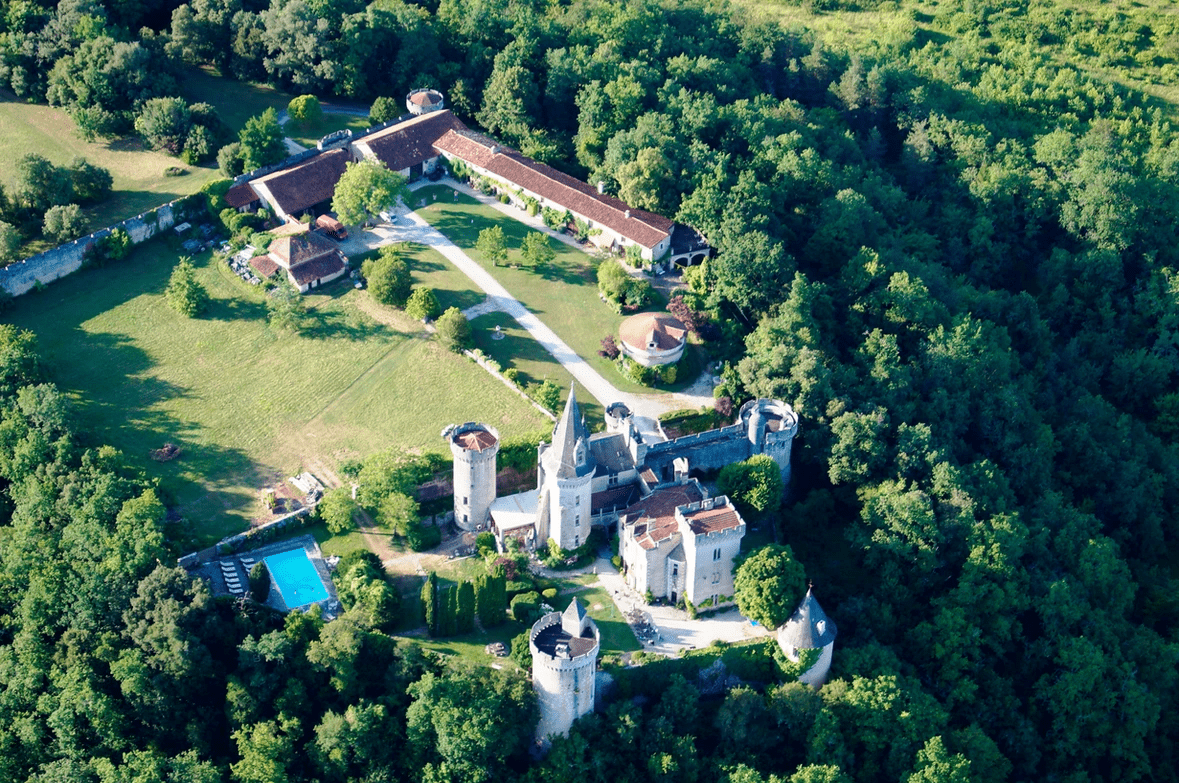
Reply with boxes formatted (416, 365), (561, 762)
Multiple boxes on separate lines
(530, 598), (599, 741)
(777, 587), (837, 688)
(739, 398), (799, 485)
(444, 422), (499, 531)
(406, 88), (445, 115)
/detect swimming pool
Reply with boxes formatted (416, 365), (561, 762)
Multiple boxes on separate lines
(264, 548), (330, 609)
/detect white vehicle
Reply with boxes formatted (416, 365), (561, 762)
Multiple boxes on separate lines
(379, 210), (397, 224)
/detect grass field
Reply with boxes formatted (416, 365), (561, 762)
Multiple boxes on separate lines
(0, 95), (221, 232)
(413, 187), (699, 395)
(470, 310), (603, 426)
(287, 112), (374, 150)
(555, 586), (640, 653)
(354, 241), (486, 315)
(2, 238), (548, 544)
(181, 67), (294, 133)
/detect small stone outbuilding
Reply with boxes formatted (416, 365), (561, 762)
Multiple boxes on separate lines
(267, 232), (347, 293)
(618, 312), (687, 367)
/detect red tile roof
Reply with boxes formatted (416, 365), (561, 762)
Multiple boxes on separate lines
(624, 482), (704, 550)
(269, 231), (339, 268)
(358, 111), (465, 173)
(682, 502), (744, 536)
(255, 149), (350, 216)
(456, 429), (498, 451)
(226, 183), (259, 208)
(289, 254), (345, 287)
(432, 130), (673, 249)
(619, 312), (687, 352)
(249, 255), (279, 278)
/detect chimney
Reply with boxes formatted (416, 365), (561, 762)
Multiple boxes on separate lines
(624, 209), (631, 219)
(597, 181), (605, 194)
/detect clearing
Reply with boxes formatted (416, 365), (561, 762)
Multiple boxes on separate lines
(3, 237), (549, 545)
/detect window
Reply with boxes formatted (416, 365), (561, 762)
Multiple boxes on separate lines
(575, 496), (580, 506)
(574, 535), (580, 547)
(713, 548), (721, 561)
(712, 569), (720, 584)
(672, 564), (679, 578)
(463, 496), (468, 505)
(575, 515), (580, 526)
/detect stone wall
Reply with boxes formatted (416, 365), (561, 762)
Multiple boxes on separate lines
(644, 423), (752, 481)
(0, 201), (182, 297)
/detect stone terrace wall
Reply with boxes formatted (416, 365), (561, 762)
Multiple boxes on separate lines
(644, 423), (751, 481)
(0, 201), (182, 297)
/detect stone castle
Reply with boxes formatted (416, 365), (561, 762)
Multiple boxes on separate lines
(447, 385), (799, 609)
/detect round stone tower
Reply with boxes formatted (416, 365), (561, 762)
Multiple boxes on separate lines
(406, 88), (445, 115)
(777, 587), (837, 688)
(604, 401), (633, 434)
(530, 598), (599, 742)
(739, 398), (799, 485)
(444, 422), (499, 531)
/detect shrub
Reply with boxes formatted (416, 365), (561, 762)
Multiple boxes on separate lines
(405, 286), (442, 321)
(42, 204), (87, 243)
(476, 531), (496, 558)
(164, 166), (187, 177)
(369, 96), (399, 124)
(597, 258), (629, 303)
(510, 631), (532, 669)
(249, 563), (270, 602)
(363, 245), (412, 307)
(503, 367), (521, 385)
(165, 256), (209, 317)
(511, 591), (541, 623)
(498, 193), (511, 204)
(599, 335), (620, 360)
(436, 307), (473, 351)
(287, 94), (322, 124)
(541, 588), (557, 600)
(663, 364), (678, 384)
(611, 555), (622, 571)
(407, 522), (441, 552)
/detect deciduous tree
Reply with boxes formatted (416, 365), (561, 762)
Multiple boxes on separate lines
(733, 544), (806, 628)
(332, 160), (408, 226)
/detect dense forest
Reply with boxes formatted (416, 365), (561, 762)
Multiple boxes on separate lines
(3, 0), (1179, 781)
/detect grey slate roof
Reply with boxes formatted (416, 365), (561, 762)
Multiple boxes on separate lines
(778, 588), (837, 649)
(588, 433), (636, 474)
(547, 384), (594, 479)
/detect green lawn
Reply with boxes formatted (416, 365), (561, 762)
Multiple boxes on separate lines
(354, 241), (486, 315)
(412, 620), (529, 669)
(181, 67), (294, 133)
(414, 187), (694, 395)
(287, 112), (374, 150)
(471, 310), (603, 427)
(554, 586), (640, 653)
(3, 238), (548, 544)
(0, 94), (220, 232)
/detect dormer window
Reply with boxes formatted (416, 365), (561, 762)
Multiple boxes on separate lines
(816, 620), (826, 635)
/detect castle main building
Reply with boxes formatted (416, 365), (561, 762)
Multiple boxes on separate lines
(450, 385), (798, 607)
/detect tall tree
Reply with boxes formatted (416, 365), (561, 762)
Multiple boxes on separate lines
(332, 160), (408, 226)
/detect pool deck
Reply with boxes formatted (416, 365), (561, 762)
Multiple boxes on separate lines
(195, 533), (342, 616)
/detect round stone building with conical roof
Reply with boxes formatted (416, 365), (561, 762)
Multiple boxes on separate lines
(406, 88), (445, 115)
(777, 587), (837, 688)
(618, 312), (687, 367)
(444, 422), (499, 531)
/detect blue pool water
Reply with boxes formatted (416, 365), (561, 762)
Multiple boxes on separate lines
(265, 549), (329, 608)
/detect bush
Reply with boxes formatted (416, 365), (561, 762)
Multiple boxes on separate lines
(599, 335), (620, 360)
(407, 522), (441, 552)
(542, 588), (557, 600)
(363, 245), (412, 307)
(498, 193), (511, 204)
(511, 591), (541, 623)
(476, 531), (496, 558)
(597, 258), (629, 303)
(528, 379), (561, 413)
(611, 555), (622, 571)
(165, 257), (209, 317)
(164, 166), (187, 177)
(42, 204), (87, 243)
(405, 286), (442, 321)
(249, 562), (270, 602)
(510, 631), (532, 669)
(436, 307), (473, 351)
(288, 94), (322, 124)
(369, 96), (399, 124)
(503, 367), (521, 385)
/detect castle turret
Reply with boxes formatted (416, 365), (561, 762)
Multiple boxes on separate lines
(445, 422), (499, 531)
(738, 398), (799, 485)
(539, 385), (595, 550)
(530, 598), (599, 742)
(777, 587), (837, 688)
(406, 88), (445, 115)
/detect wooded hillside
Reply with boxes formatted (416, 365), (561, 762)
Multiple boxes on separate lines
(2, 0), (1178, 781)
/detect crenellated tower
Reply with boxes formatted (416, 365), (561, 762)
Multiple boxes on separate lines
(530, 598), (599, 742)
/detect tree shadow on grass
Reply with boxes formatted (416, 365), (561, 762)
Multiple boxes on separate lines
(57, 331), (271, 546)
(204, 296), (268, 323)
